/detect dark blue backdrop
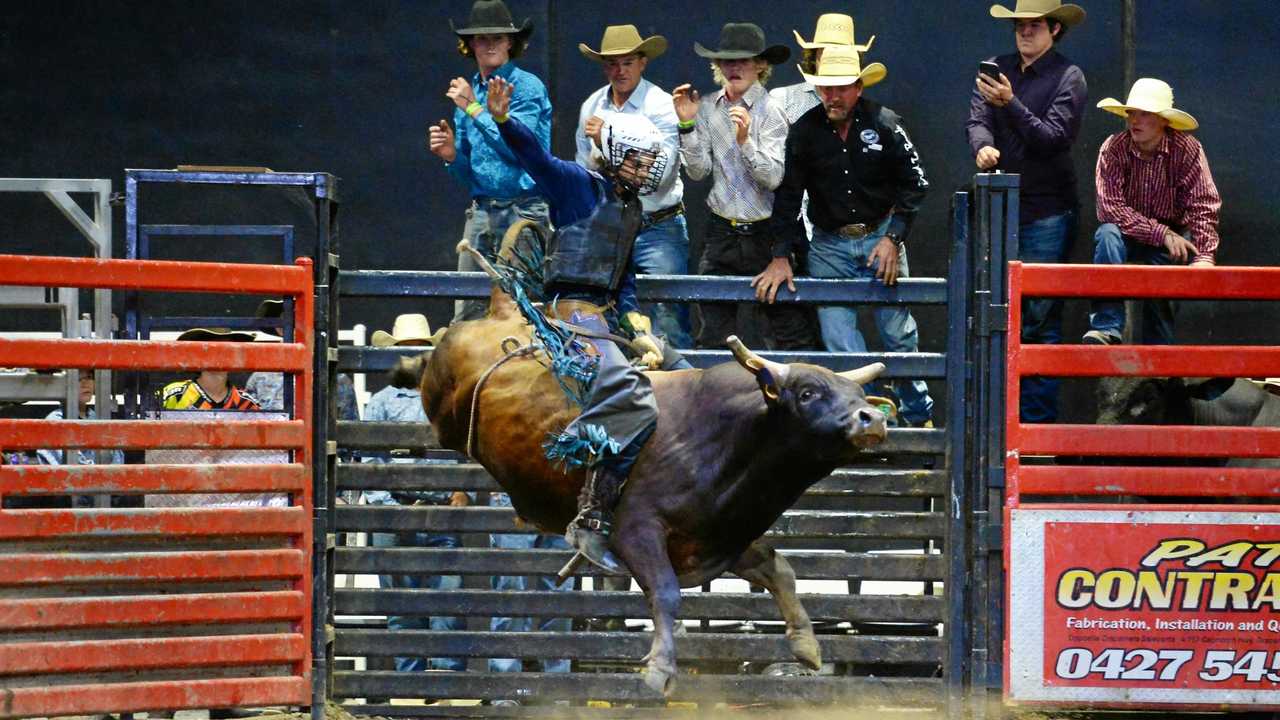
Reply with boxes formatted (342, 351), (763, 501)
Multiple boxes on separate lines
(2, 1), (1276, 420)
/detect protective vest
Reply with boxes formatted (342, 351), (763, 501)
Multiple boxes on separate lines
(543, 176), (642, 293)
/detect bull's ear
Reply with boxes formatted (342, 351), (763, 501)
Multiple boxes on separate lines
(838, 362), (886, 386)
(727, 335), (789, 402)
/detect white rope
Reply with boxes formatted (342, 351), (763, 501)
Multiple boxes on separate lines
(465, 336), (543, 459)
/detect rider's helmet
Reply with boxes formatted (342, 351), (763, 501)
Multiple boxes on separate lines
(602, 113), (669, 195)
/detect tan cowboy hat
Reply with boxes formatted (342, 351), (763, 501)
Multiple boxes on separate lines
(794, 13), (874, 52)
(1097, 78), (1199, 131)
(176, 327), (256, 343)
(579, 24), (667, 62)
(990, 0), (1086, 27)
(800, 45), (886, 88)
(371, 314), (434, 347)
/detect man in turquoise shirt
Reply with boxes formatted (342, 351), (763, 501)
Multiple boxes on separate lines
(429, 0), (553, 323)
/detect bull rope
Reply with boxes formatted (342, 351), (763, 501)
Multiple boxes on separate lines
(465, 336), (543, 460)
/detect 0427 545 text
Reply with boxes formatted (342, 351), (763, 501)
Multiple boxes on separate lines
(1054, 647), (1280, 684)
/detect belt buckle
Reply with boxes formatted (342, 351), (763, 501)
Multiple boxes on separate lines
(840, 223), (869, 238)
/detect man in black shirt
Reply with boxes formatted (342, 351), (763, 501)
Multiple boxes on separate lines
(766, 46), (933, 427)
(966, 0), (1087, 423)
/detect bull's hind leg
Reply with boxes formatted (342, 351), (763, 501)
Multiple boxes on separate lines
(614, 521), (681, 696)
(733, 540), (821, 671)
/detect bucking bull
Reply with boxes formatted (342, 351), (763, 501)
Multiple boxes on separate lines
(416, 264), (889, 694)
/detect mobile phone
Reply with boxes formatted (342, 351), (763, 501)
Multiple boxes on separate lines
(979, 61), (1002, 80)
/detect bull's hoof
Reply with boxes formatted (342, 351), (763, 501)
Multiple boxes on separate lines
(787, 629), (822, 671)
(644, 658), (677, 696)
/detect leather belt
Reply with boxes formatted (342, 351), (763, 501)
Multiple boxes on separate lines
(643, 201), (684, 226)
(712, 212), (770, 233)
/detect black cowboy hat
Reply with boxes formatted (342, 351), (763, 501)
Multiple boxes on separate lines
(450, 0), (534, 39)
(694, 22), (790, 65)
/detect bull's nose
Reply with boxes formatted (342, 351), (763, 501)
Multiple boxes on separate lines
(851, 406), (888, 444)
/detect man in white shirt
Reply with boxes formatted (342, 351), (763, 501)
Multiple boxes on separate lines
(575, 24), (692, 349)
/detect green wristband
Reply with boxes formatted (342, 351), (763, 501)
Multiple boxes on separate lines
(677, 119), (696, 129)
(465, 101), (483, 118)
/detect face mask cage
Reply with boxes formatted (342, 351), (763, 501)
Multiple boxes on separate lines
(606, 130), (667, 195)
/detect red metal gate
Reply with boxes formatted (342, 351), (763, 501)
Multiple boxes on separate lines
(0, 255), (314, 718)
(1002, 262), (1280, 711)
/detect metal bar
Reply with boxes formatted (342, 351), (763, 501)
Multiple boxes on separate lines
(1018, 344), (1280, 377)
(0, 506), (307, 539)
(335, 589), (944, 623)
(1, 676), (309, 717)
(1122, 0), (1137, 91)
(1019, 262), (1280, 300)
(0, 338), (308, 372)
(944, 191), (971, 718)
(336, 506), (944, 538)
(0, 254), (311, 294)
(139, 223), (295, 236)
(0, 178), (112, 193)
(1017, 465), (1280, 497)
(0, 419), (307, 450)
(0, 634), (306, 675)
(339, 270), (950, 304)
(333, 548), (944, 580)
(0, 462), (307, 497)
(1017, 424), (1280, 457)
(0, 549), (305, 585)
(43, 190), (101, 246)
(334, 630), (940, 664)
(0, 592), (305, 630)
(127, 168), (334, 187)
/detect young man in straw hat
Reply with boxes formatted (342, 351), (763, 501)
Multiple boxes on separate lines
(966, 0), (1087, 424)
(1084, 78), (1221, 346)
(575, 24), (692, 350)
(428, 0), (553, 324)
(361, 314), (470, 676)
(768, 46), (935, 428)
(673, 22), (818, 352)
(771, 13), (874, 125)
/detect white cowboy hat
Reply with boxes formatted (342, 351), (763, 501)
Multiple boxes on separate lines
(371, 314), (434, 347)
(800, 45), (886, 88)
(990, 0), (1086, 27)
(1097, 78), (1199, 131)
(793, 13), (874, 52)
(579, 24), (667, 62)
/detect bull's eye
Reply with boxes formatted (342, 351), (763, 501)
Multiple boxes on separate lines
(799, 389), (817, 403)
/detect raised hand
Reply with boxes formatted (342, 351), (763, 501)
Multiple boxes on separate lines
(672, 83), (700, 123)
(428, 118), (457, 162)
(446, 77), (475, 110)
(486, 76), (514, 118)
(584, 115), (605, 148)
(728, 106), (751, 145)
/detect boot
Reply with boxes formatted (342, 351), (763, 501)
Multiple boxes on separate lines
(565, 466), (625, 573)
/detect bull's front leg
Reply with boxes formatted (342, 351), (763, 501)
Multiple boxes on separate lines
(732, 540), (821, 671)
(614, 520), (681, 696)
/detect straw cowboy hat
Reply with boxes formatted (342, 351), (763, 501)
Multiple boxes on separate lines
(1097, 78), (1199, 131)
(794, 13), (874, 52)
(450, 0), (533, 40)
(990, 0), (1086, 27)
(176, 327), (256, 343)
(371, 314), (435, 347)
(580, 24), (667, 62)
(800, 45), (886, 88)
(694, 23), (790, 65)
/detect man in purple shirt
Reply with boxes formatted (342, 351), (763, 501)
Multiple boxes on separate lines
(965, 0), (1087, 424)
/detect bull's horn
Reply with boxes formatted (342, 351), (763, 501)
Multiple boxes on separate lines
(839, 362), (886, 386)
(726, 335), (789, 385)
(456, 239), (503, 281)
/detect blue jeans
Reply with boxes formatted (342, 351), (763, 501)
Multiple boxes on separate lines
(633, 213), (693, 349)
(1088, 223), (1179, 345)
(488, 493), (571, 673)
(807, 222), (934, 425)
(369, 530), (465, 672)
(1018, 211), (1076, 423)
(455, 195), (551, 323)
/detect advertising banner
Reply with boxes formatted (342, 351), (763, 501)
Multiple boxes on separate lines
(1008, 507), (1280, 707)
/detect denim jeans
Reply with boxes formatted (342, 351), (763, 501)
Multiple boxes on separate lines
(368, 530), (465, 672)
(697, 216), (818, 351)
(1018, 211), (1076, 423)
(1088, 223), (1179, 345)
(455, 195), (551, 323)
(634, 213), (693, 349)
(807, 222), (934, 425)
(488, 492), (571, 673)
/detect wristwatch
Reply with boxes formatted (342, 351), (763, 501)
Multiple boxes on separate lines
(884, 231), (904, 248)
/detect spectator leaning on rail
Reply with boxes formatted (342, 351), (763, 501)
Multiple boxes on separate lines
(1083, 78), (1221, 346)
(360, 314), (469, 675)
(428, 0), (553, 324)
(159, 328), (262, 411)
(768, 46), (935, 428)
(966, 0), (1087, 424)
(673, 23), (819, 352)
(576, 24), (693, 350)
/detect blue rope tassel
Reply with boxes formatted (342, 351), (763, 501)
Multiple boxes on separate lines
(543, 423), (622, 469)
